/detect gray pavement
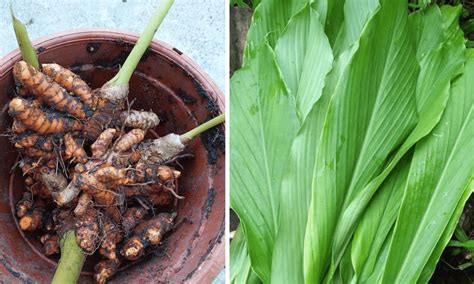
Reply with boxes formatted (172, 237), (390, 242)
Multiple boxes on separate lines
(0, 0), (226, 283)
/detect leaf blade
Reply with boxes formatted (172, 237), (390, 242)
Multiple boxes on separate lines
(274, 5), (333, 121)
(329, 4), (465, 276)
(230, 225), (262, 284)
(270, 5), (334, 283)
(304, 0), (420, 281)
(244, 0), (308, 63)
(381, 50), (474, 283)
(230, 43), (299, 282)
(350, 154), (412, 282)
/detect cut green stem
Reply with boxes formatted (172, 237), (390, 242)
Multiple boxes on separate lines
(11, 6), (40, 70)
(51, 230), (86, 284)
(181, 114), (225, 140)
(107, 0), (174, 86)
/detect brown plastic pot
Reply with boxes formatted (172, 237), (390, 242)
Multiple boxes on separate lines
(0, 29), (225, 283)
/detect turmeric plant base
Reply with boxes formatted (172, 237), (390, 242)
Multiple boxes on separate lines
(1, 29), (224, 283)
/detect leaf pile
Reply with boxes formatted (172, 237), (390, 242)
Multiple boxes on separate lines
(230, 0), (474, 283)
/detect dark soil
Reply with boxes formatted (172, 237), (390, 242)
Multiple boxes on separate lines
(200, 116), (225, 165)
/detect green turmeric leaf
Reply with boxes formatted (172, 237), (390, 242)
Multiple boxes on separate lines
(304, 0), (420, 281)
(243, 0), (308, 63)
(230, 1), (472, 283)
(230, 43), (298, 282)
(350, 154), (412, 283)
(350, 5), (466, 282)
(328, 5), (464, 279)
(381, 49), (474, 283)
(418, 181), (474, 282)
(230, 226), (261, 284)
(270, 1), (377, 282)
(274, 5), (333, 125)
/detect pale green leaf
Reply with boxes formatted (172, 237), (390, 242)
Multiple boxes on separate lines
(350, 5), (465, 282)
(230, 226), (251, 284)
(231, 1), (471, 283)
(271, 1), (380, 282)
(332, 0), (378, 56)
(338, 245), (354, 283)
(408, 6), (444, 59)
(381, 50), (474, 283)
(329, 5), (465, 276)
(270, 5), (333, 283)
(304, 0), (420, 281)
(244, 0), (308, 62)
(270, 93), (331, 284)
(230, 43), (299, 282)
(275, 5), (333, 123)
(312, 0), (346, 46)
(230, 226), (261, 284)
(350, 154), (412, 282)
(362, 229), (393, 284)
(417, 171), (473, 282)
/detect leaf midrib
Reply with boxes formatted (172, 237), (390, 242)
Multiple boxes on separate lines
(257, 86), (279, 232)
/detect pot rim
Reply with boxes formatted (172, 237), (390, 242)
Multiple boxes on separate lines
(1, 28), (224, 107)
(0, 28), (225, 284)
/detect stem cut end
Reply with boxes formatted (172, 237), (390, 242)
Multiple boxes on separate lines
(11, 7), (40, 70)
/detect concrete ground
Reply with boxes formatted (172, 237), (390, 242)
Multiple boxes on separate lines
(0, 0), (225, 283)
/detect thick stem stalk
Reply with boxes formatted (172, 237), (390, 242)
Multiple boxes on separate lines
(181, 114), (225, 140)
(51, 230), (85, 284)
(107, 0), (174, 86)
(11, 7), (40, 69)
